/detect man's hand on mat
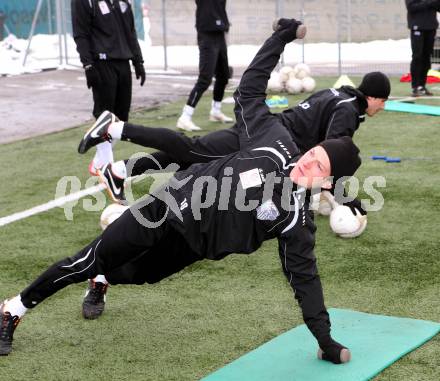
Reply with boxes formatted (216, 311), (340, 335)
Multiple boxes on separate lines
(317, 338), (351, 364)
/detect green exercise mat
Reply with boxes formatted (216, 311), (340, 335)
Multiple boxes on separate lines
(201, 308), (440, 381)
(385, 100), (440, 116)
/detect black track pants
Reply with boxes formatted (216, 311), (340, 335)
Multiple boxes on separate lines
(92, 60), (132, 121)
(122, 123), (240, 176)
(20, 197), (200, 309)
(186, 31), (230, 107)
(410, 29), (436, 88)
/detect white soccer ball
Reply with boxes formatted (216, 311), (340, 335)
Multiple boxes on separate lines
(286, 77), (303, 94)
(294, 63), (311, 79)
(302, 76), (316, 93)
(100, 203), (129, 230)
(329, 205), (367, 238)
(279, 65), (294, 84)
(267, 71), (283, 92)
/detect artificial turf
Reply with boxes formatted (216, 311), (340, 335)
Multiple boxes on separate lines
(0, 76), (439, 380)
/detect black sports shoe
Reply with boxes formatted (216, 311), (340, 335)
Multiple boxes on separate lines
(422, 86), (434, 96)
(82, 280), (108, 320)
(412, 86), (433, 97)
(411, 87), (424, 97)
(98, 163), (127, 204)
(0, 303), (20, 356)
(78, 111), (119, 154)
(272, 18), (307, 42)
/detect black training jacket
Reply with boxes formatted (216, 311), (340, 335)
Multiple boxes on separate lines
(406, 0), (440, 30)
(164, 34), (331, 345)
(71, 0), (143, 67)
(195, 0), (230, 32)
(276, 84), (367, 153)
(225, 36), (367, 154)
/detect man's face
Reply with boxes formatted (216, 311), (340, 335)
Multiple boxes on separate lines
(289, 146), (331, 189)
(366, 96), (386, 116)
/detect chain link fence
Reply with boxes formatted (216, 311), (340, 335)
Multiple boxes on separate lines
(1, 0), (418, 76)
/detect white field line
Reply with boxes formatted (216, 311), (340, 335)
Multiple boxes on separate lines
(0, 184), (106, 227)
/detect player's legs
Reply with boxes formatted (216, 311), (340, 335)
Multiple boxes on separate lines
(410, 29), (425, 90)
(210, 34), (233, 123)
(0, 196), (168, 354)
(177, 32), (219, 131)
(91, 61), (118, 119)
(113, 60), (132, 122)
(212, 35), (230, 103)
(421, 30), (436, 91)
(122, 123), (240, 163)
(188, 32), (219, 108)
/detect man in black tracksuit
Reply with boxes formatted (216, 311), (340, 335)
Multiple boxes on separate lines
(79, 24), (390, 211)
(406, 0), (440, 96)
(0, 20), (361, 364)
(176, 0), (233, 131)
(71, 0), (145, 122)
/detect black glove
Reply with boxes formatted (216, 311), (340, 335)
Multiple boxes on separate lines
(273, 18), (304, 43)
(84, 65), (101, 89)
(318, 337), (351, 364)
(133, 61), (146, 86)
(343, 197), (367, 216)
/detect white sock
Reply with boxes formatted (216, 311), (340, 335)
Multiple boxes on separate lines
(111, 160), (127, 179)
(108, 121), (124, 140)
(4, 295), (27, 318)
(211, 100), (222, 114)
(94, 142), (114, 169)
(181, 105), (195, 120)
(93, 275), (108, 284)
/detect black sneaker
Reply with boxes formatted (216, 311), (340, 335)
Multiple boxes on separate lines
(78, 111), (119, 154)
(82, 280), (108, 320)
(422, 86), (434, 96)
(98, 163), (127, 204)
(272, 18), (307, 41)
(411, 86), (424, 97)
(0, 303), (20, 356)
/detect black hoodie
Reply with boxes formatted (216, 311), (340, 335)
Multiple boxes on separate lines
(195, 0), (230, 33)
(406, 0), (440, 30)
(276, 85), (368, 153)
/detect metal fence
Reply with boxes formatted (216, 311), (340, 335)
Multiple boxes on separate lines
(3, 0), (416, 76)
(147, 0), (412, 76)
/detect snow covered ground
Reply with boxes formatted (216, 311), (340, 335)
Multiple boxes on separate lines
(0, 33), (412, 76)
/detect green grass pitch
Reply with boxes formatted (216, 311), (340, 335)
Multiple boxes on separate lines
(0, 77), (439, 380)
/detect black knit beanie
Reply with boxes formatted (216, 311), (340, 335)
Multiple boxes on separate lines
(358, 71), (391, 99)
(319, 137), (361, 181)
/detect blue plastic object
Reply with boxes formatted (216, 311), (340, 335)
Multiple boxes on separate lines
(265, 96), (289, 108)
(371, 155), (387, 160)
(386, 157), (401, 163)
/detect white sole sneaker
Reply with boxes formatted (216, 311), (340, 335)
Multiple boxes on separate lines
(176, 117), (201, 131)
(209, 112), (233, 123)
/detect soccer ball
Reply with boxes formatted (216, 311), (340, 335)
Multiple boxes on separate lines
(286, 77), (303, 94)
(279, 65), (294, 84)
(329, 205), (367, 238)
(302, 76), (316, 93)
(267, 71), (283, 92)
(293, 63), (311, 79)
(100, 203), (129, 230)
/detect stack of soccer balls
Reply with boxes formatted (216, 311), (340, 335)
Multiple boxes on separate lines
(267, 63), (316, 94)
(311, 191), (367, 238)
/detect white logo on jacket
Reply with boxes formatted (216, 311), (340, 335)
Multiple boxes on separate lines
(119, 1), (128, 13)
(98, 1), (110, 14)
(256, 199), (280, 221)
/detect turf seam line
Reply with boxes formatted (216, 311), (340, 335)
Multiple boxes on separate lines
(0, 184), (106, 227)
